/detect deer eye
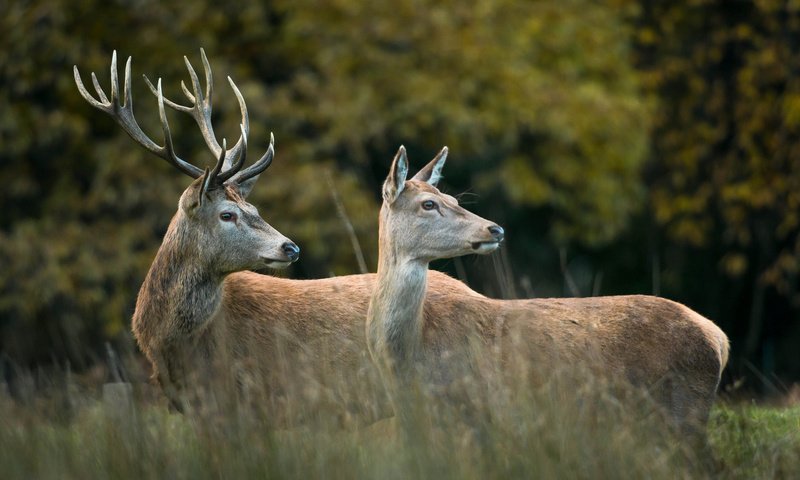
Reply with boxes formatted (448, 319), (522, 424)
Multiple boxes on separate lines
(422, 200), (437, 211)
(220, 212), (237, 222)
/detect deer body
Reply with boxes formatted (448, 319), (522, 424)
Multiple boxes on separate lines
(366, 147), (729, 439)
(136, 255), (486, 417)
(76, 52), (727, 435)
(74, 50), (493, 419)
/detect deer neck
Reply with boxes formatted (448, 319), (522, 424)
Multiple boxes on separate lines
(134, 214), (224, 342)
(368, 236), (429, 371)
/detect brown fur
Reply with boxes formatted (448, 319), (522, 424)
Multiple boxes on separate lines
(130, 150), (727, 444)
(365, 148), (730, 442)
(133, 193), (727, 434)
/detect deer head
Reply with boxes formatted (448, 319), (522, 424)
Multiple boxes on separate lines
(380, 146), (504, 263)
(74, 50), (300, 273)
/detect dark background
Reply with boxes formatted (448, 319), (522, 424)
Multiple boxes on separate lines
(1, 0), (798, 396)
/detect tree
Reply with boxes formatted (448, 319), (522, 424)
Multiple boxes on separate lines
(631, 1), (800, 383)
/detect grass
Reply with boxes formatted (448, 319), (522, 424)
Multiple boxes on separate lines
(710, 403), (800, 479)
(2, 364), (798, 480)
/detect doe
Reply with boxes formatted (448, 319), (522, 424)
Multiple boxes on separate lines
(366, 146), (729, 446)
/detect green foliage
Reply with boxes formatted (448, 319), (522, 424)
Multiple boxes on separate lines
(275, 0), (650, 246)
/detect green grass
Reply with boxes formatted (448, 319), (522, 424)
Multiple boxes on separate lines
(710, 403), (800, 479)
(3, 372), (798, 480)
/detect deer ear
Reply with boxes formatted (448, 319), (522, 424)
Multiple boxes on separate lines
(411, 146), (447, 186)
(383, 145), (408, 204)
(235, 177), (258, 198)
(179, 175), (206, 215)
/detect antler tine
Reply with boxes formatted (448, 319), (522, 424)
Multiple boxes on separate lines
(211, 138), (227, 179)
(172, 51), (225, 160)
(142, 53), (223, 159)
(74, 51), (116, 111)
(184, 53), (251, 170)
(199, 137), (229, 204)
(155, 79), (205, 178)
(231, 132), (274, 185)
(74, 51), (203, 178)
(228, 76), (250, 134)
(179, 55), (250, 171)
(180, 81), (196, 104)
(142, 52), (250, 181)
(75, 69), (104, 109)
(143, 75), (192, 113)
(198, 167), (213, 206)
(110, 51), (119, 106)
(201, 48), (213, 109)
(221, 76), (250, 171)
(122, 55), (134, 108)
(184, 54), (207, 108)
(90, 72), (109, 104)
(216, 124), (248, 182)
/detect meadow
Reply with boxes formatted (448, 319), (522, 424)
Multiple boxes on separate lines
(1, 357), (798, 480)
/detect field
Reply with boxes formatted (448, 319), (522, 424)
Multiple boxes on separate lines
(1, 365), (798, 480)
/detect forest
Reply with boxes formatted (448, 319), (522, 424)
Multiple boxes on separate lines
(2, 0), (799, 398)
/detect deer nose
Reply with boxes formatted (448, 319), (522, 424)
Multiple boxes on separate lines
(488, 225), (505, 242)
(282, 242), (300, 262)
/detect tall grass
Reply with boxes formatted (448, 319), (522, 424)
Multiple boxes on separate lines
(1, 352), (722, 480)
(2, 252), (798, 479)
(2, 338), (799, 479)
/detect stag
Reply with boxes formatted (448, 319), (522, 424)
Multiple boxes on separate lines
(74, 50), (302, 409)
(367, 146), (729, 445)
(74, 51), (483, 418)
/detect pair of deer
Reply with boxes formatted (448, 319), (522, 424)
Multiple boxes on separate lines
(75, 50), (728, 444)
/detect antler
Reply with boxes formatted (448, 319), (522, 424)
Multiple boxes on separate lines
(142, 49), (274, 185)
(74, 50), (274, 186)
(74, 51), (204, 178)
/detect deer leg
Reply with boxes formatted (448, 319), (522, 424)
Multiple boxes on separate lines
(668, 376), (723, 472)
(151, 347), (188, 413)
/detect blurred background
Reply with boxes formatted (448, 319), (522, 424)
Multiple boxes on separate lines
(1, 0), (798, 397)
